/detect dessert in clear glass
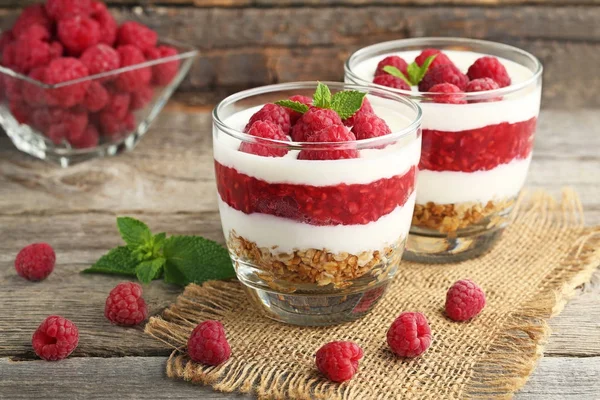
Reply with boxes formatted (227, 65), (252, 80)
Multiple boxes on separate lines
(213, 81), (422, 325)
(345, 38), (542, 263)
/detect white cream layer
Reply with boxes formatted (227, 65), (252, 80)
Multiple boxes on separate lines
(218, 193), (416, 254)
(416, 156), (531, 204)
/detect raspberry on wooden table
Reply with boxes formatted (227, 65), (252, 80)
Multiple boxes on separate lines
(375, 55), (408, 76)
(467, 56), (511, 88)
(286, 94), (312, 124)
(419, 63), (468, 92)
(342, 97), (374, 127)
(291, 107), (342, 142)
(14, 243), (56, 281)
(104, 282), (148, 326)
(32, 315), (79, 361)
(43, 57), (90, 108)
(117, 21), (158, 51)
(428, 83), (467, 104)
(115, 45), (152, 92)
(445, 279), (486, 321)
(244, 103), (291, 136)
(415, 48), (454, 69)
(373, 74), (410, 90)
(144, 46), (180, 86)
(45, 0), (92, 21)
(351, 112), (391, 140)
(387, 312), (432, 358)
(57, 16), (101, 55)
(297, 125), (358, 160)
(239, 120), (289, 157)
(315, 341), (364, 382)
(187, 320), (231, 366)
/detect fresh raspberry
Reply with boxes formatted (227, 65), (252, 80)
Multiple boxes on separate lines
(387, 312), (432, 358)
(445, 279), (486, 321)
(415, 48), (454, 69)
(32, 315), (79, 361)
(375, 55), (408, 77)
(286, 94), (312, 124)
(0, 30), (14, 53)
(45, 108), (89, 145)
(97, 111), (135, 138)
(240, 120), (288, 157)
(144, 46), (180, 86)
(467, 56), (511, 88)
(291, 107), (342, 142)
(83, 81), (109, 112)
(22, 67), (48, 107)
(351, 112), (391, 140)
(130, 86), (154, 110)
(117, 21), (158, 51)
(102, 90), (131, 120)
(115, 45), (151, 92)
(298, 125), (358, 161)
(14, 36), (53, 73)
(342, 97), (374, 127)
(57, 16), (100, 56)
(104, 282), (148, 326)
(187, 320), (231, 366)
(9, 100), (30, 124)
(90, 1), (117, 46)
(45, 0), (92, 21)
(244, 103), (291, 136)
(15, 24), (51, 42)
(315, 341), (363, 382)
(69, 124), (99, 149)
(14, 243), (56, 281)
(466, 78), (502, 103)
(372, 74), (410, 90)
(80, 44), (120, 78)
(13, 4), (52, 38)
(419, 63), (469, 92)
(43, 57), (90, 107)
(428, 83), (467, 104)
(50, 42), (64, 59)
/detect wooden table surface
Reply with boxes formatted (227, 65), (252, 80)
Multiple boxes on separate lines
(0, 107), (599, 399)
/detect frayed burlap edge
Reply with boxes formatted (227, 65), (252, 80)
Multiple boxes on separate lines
(145, 188), (600, 400)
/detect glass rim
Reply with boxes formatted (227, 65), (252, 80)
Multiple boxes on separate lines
(0, 38), (198, 89)
(344, 37), (543, 101)
(212, 81), (423, 150)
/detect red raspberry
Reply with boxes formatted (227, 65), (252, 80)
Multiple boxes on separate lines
(4, 75), (22, 101)
(428, 83), (467, 105)
(97, 111), (135, 138)
(0, 30), (14, 53)
(90, 1), (117, 46)
(445, 279), (486, 321)
(187, 320), (231, 366)
(13, 4), (52, 38)
(22, 67), (48, 107)
(45, 0), (92, 21)
(298, 125), (358, 161)
(387, 312), (432, 358)
(415, 48), (454, 69)
(83, 81), (109, 112)
(244, 103), (291, 136)
(32, 315), (79, 361)
(342, 97), (374, 127)
(375, 55), (408, 77)
(16, 24), (51, 42)
(372, 74), (410, 90)
(115, 45), (151, 92)
(240, 120), (289, 157)
(14, 36), (53, 73)
(44, 108), (89, 145)
(419, 63), (468, 92)
(43, 57), (90, 108)
(69, 124), (99, 149)
(351, 112), (391, 140)
(291, 107), (342, 142)
(117, 21), (158, 51)
(104, 282), (148, 326)
(130, 86), (154, 110)
(58, 16), (101, 56)
(286, 94), (312, 124)
(466, 78), (502, 103)
(9, 100), (30, 124)
(144, 46), (180, 86)
(315, 341), (363, 382)
(102, 90), (131, 120)
(467, 56), (511, 88)
(14, 242), (56, 281)
(80, 44), (120, 78)
(50, 42), (64, 59)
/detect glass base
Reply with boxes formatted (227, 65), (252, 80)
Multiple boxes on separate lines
(404, 228), (504, 264)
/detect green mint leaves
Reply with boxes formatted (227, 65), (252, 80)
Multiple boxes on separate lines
(383, 55), (437, 86)
(275, 82), (366, 120)
(83, 217), (236, 286)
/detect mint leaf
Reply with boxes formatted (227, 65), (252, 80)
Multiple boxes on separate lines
(163, 236), (235, 286)
(330, 91), (367, 120)
(275, 100), (310, 114)
(117, 217), (152, 250)
(153, 232), (166, 249)
(407, 54), (437, 85)
(136, 257), (166, 284)
(313, 82), (332, 108)
(382, 66), (412, 87)
(82, 246), (139, 276)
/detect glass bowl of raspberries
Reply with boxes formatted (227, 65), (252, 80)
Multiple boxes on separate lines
(0, 0), (197, 166)
(345, 37), (543, 263)
(213, 81), (422, 325)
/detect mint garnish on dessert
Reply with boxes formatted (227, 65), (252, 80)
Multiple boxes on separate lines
(275, 82), (366, 120)
(83, 217), (235, 286)
(383, 55), (437, 86)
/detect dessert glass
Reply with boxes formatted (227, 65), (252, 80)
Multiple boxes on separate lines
(213, 82), (422, 325)
(345, 38), (543, 263)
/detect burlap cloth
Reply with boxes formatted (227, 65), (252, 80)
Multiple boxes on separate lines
(145, 189), (600, 399)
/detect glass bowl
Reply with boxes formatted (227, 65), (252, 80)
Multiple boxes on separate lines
(0, 40), (197, 167)
(345, 38), (543, 263)
(213, 81), (422, 325)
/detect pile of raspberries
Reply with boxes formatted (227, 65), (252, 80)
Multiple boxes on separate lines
(0, 0), (180, 149)
(373, 48), (510, 104)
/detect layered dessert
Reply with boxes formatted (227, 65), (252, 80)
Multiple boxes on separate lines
(214, 83), (421, 291)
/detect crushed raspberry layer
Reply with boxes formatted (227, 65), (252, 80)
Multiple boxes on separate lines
(420, 117), (536, 172)
(215, 162), (416, 226)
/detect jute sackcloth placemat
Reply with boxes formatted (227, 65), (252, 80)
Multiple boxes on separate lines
(145, 189), (600, 399)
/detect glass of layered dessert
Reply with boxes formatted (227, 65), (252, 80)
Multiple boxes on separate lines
(345, 38), (542, 262)
(213, 82), (422, 325)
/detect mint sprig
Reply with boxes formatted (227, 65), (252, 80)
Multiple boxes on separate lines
(382, 54), (437, 86)
(83, 217), (236, 286)
(274, 100), (309, 114)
